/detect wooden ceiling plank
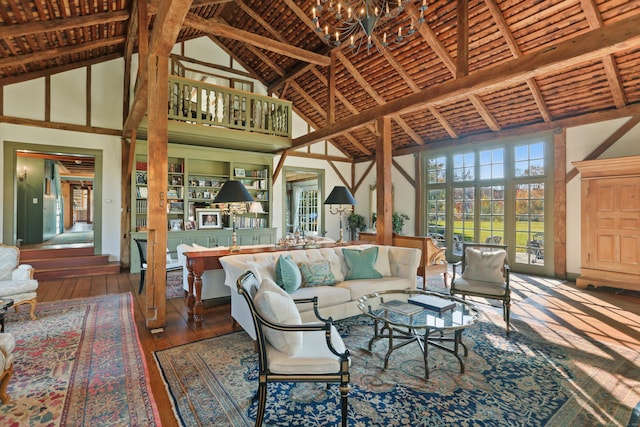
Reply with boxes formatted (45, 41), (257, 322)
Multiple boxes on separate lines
(405, 1), (456, 77)
(267, 62), (315, 94)
(289, 80), (327, 120)
(342, 132), (372, 155)
(1, 10), (130, 39)
(526, 78), (553, 122)
(565, 114), (640, 183)
(392, 114), (424, 145)
(183, 13), (330, 66)
(235, 0), (287, 43)
(246, 45), (285, 76)
(335, 50), (385, 104)
(372, 34), (421, 93)
(292, 14), (640, 148)
(0, 36), (125, 69)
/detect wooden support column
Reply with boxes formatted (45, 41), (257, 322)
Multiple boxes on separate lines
(553, 129), (567, 279)
(145, 53), (169, 329)
(414, 153), (423, 235)
(375, 116), (393, 245)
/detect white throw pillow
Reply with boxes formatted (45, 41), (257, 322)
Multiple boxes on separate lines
(462, 247), (506, 284)
(247, 259), (276, 283)
(253, 278), (303, 355)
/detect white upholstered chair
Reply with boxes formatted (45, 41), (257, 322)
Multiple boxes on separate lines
(133, 239), (182, 294)
(236, 271), (351, 427)
(0, 243), (38, 321)
(0, 333), (16, 404)
(450, 243), (511, 333)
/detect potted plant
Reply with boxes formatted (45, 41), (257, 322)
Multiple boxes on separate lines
(347, 213), (367, 241)
(392, 212), (410, 235)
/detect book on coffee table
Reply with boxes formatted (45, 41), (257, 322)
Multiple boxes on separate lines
(380, 299), (423, 316)
(408, 294), (456, 314)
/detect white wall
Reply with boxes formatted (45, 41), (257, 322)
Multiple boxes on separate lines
(1, 58), (124, 261)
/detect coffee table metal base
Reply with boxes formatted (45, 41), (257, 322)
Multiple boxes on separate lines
(368, 318), (469, 380)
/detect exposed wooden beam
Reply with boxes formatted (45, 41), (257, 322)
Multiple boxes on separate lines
(392, 159), (415, 188)
(0, 36), (125, 69)
(469, 94), (501, 131)
(565, 114), (640, 183)
(0, 115), (120, 136)
(553, 129), (567, 279)
(292, 15), (640, 148)
(405, 2), (456, 76)
(457, 0), (469, 78)
(246, 45), (285, 76)
(235, 0), (287, 43)
(1, 10), (129, 39)
(272, 151), (288, 183)
(287, 151), (351, 163)
(327, 161), (351, 189)
(353, 161), (375, 194)
(170, 54), (254, 78)
(376, 116), (393, 245)
(289, 81), (327, 120)
(183, 14), (330, 66)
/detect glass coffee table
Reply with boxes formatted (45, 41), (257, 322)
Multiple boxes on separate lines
(0, 298), (14, 332)
(357, 290), (478, 379)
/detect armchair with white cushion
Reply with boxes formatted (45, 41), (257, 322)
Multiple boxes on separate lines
(236, 271), (351, 427)
(450, 243), (510, 333)
(0, 243), (38, 320)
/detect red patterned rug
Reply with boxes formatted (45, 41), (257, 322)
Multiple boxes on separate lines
(0, 293), (161, 426)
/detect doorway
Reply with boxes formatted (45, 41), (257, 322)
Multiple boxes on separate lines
(282, 167), (325, 238)
(3, 141), (102, 251)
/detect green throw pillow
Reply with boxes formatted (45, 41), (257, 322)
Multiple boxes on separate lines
(275, 254), (302, 293)
(343, 247), (383, 280)
(299, 261), (337, 286)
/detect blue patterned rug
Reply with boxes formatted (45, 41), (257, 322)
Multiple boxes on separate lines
(155, 313), (639, 426)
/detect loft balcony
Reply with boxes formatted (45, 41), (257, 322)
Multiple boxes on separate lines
(137, 75), (292, 153)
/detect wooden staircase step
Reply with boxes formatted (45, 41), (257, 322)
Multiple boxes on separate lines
(34, 262), (122, 280)
(20, 247), (121, 280)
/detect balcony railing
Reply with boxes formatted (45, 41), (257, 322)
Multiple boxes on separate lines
(168, 75), (292, 138)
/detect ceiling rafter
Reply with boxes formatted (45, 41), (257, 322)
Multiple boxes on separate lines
(293, 14), (640, 148)
(484, 0), (552, 122)
(469, 93), (501, 131)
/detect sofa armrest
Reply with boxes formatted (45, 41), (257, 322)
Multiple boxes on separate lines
(12, 264), (34, 280)
(387, 246), (421, 289)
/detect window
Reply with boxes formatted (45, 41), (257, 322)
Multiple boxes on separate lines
(296, 189), (319, 234)
(423, 136), (552, 273)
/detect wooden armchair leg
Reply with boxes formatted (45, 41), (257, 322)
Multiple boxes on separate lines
(0, 364), (13, 404)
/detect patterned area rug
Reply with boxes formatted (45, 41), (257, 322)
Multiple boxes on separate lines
(167, 270), (185, 299)
(155, 313), (639, 427)
(0, 293), (161, 426)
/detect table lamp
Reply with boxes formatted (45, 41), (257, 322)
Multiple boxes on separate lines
(324, 186), (356, 245)
(213, 180), (254, 252)
(248, 201), (265, 228)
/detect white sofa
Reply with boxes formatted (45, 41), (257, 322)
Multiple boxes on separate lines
(220, 244), (421, 340)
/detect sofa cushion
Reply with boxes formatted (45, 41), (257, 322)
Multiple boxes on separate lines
(373, 246), (391, 276)
(0, 280), (38, 297)
(253, 278), (302, 355)
(291, 285), (351, 312)
(462, 247), (506, 284)
(343, 247), (383, 280)
(275, 255), (302, 293)
(298, 261), (337, 286)
(339, 276), (412, 301)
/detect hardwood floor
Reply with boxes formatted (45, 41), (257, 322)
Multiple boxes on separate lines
(35, 272), (640, 427)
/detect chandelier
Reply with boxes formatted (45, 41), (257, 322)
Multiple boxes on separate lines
(311, 0), (428, 52)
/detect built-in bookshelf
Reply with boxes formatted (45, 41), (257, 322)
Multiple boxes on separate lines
(131, 144), (273, 234)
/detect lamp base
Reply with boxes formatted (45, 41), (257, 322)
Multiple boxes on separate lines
(229, 228), (240, 252)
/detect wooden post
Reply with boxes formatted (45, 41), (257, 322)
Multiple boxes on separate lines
(376, 116), (393, 245)
(553, 128), (567, 279)
(145, 53), (169, 329)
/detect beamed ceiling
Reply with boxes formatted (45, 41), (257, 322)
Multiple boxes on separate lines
(2, 0), (640, 162)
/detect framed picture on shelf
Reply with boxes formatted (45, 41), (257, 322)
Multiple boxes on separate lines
(169, 219), (183, 231)
(136, 172), (147, 185)
(184, 220), (196, 231)
(234, 168), (245, 177)
(197, 209), (222, 229)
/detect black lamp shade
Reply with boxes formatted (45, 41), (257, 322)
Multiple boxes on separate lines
(213, 180), (254, 203)
(324, 186), (356, 205)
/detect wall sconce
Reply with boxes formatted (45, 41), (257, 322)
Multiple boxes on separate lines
(324, 186), (356, 245)
(17, 166), (27, 182)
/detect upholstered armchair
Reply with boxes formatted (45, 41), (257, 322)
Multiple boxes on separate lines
(236, 271), (351, 427)
(0, 333), (16, 403)
(0, 244), (38, 321)
(450, 243), (510, 333)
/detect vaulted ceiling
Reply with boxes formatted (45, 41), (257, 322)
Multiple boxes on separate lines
(2, 0), (640, 161)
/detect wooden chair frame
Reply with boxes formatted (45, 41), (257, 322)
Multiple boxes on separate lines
(450, 243), (511, 333)
(236, 271), (350, 427)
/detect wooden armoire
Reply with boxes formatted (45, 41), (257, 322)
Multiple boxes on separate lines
(573, 156), (640, 291)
